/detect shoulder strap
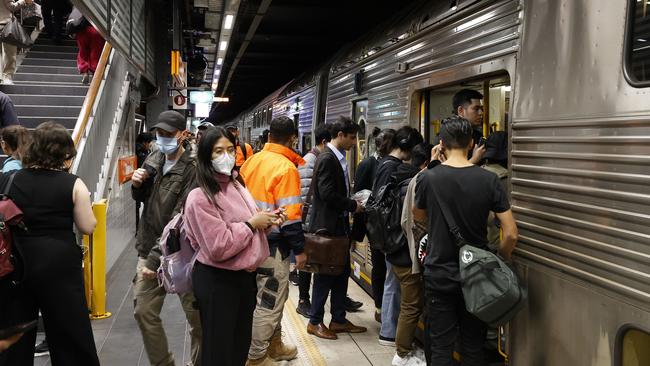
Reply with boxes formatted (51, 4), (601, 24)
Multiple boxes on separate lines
(430, 173), (467, 248)
(240, 142), (248, 161)
(3, 171), (18, 196)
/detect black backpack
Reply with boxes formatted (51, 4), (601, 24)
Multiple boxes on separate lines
(365, 178), (407, 254)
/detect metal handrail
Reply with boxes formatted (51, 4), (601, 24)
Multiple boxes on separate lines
(72, 42), (113, 147)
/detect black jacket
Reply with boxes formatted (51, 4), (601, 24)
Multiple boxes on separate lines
(386, 162), (420, 267)
(354, 156), (378, 193)
(309, 147), (357, 236)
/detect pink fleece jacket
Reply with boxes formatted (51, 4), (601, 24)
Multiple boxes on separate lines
(183, 174), (269, 272)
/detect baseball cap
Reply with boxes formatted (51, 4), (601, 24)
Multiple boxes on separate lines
(225, 123), (238, 131)
(151, 110), (186, 132)
(197, 121), (214, 130)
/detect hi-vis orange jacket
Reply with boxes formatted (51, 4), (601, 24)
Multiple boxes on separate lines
(240, 143), (306, 256)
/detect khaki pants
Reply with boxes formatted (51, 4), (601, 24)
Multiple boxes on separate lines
(392, 264), (424, 357)
(248, 250), (290, 360)
(1, 41), (17, 79)
(133, 260), (202, 366)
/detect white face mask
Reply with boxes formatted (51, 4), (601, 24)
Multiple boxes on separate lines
(156, 133), (180, 155)
(211, 152), (236, 176)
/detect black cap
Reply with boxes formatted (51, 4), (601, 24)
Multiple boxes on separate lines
(151, 110), (186, 132)
(483, 131), (508, 162)
(224, 122), (238, 131)
(197, 121), (214, 130)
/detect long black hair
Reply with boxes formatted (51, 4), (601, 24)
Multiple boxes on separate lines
(195, 126), (245, 206)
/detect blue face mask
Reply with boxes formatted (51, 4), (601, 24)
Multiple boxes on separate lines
(156, 134), (179, 155)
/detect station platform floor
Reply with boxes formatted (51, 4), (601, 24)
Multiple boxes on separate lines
(34, 245), (396, 366)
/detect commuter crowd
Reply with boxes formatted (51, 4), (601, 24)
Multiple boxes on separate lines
(0, 88), (518, 366)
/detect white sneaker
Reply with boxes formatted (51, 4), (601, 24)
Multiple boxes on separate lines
(2, 76), (13, 85)
(392, 352), (426, 366)
(412, 345), (425, 361)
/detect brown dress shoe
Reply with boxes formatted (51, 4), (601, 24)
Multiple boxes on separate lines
(328, 320), (368, 333)
(307, 322), (338, 340)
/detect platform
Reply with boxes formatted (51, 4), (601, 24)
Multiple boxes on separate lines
(33, 245), (394, 366)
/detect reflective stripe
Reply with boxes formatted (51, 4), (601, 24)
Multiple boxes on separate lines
(281, 219), (302, 228)
(277, 196), (302, 206)
(255, 200), (277, 211)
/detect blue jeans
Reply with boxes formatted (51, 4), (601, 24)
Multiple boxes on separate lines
(380, 259), (401, 339)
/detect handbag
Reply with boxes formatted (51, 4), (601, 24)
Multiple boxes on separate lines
(0, 15), (34, 48)
(432, 182), (527, 327)
(66, 7), (89, 35)
(0, 172), (26, 280)
(301, 153), (350, 276)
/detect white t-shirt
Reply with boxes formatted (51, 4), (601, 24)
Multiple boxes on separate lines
(163, 158), (177, 175)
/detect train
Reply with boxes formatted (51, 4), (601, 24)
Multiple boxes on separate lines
(227, 0), (650, 364)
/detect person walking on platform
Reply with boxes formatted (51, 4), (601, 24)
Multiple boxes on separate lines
(184, 127), (277, 366)
(414, 116), (518, 366)
(131, 110), (202, 366)
(0, 0), (34, 85)
(0, 122), (99, 366)
(68, 7), (105, 85)
(226, 124), (253, 171)
(306, 116), (367, 340)
(239, 116), (307, 366)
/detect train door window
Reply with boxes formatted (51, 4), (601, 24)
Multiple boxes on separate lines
(625, 0), (650, 85)
(301, 134), (312, 155)
(421, 74), (511, 144)
(617, 327), (650, 366)
(350, 99), (368, 186)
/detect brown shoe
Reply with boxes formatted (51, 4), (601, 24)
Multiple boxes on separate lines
(245, 355), (280, 366)
(329, 320), (367, 333)
(268, 331), (297, 361)
(307, 322), (338, 340)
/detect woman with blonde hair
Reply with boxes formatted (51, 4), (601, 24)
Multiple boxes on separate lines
(1, 125), (31, 172)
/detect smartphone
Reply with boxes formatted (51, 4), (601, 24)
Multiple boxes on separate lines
(477, 137), (487, 147)
(0, 319), (37, 340)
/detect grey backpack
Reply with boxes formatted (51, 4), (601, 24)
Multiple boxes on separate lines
(433, 184), (527, 327)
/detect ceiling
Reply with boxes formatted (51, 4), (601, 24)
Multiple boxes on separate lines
(200, 0), (403, 122)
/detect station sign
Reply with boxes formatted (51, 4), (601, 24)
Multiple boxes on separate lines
(189, 90), (214, 104)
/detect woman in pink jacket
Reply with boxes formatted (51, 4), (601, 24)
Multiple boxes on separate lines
(184, 126), (283, 366)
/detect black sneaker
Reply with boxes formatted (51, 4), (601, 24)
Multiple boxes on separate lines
(289, 270), (299, 286)
(378, 335), (396, 347)
(34, 338), (49, 357)
(345, 296), (363, 312)
(296, 299), (311, 319)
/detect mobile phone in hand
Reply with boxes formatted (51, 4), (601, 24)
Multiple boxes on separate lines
(477, 137), (487, 147)
(0, 320), (37, 340)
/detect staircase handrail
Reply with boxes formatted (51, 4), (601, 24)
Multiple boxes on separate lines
(72, 42), (112, 147)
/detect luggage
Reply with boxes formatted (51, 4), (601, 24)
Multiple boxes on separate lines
(432, 183), (526, 327)
(0, 15), (34, 48)
(157, 211), (198, 294)
(365, 180), (407, 254)
(302, 229), (349, 276)
(0, 172), (26, 280)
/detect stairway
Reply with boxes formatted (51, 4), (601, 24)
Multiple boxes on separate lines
(0, 35), (87, 132)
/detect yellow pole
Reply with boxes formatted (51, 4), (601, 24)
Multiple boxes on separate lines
(89, 199), (111, 320)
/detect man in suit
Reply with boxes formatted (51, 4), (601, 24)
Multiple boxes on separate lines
(306, 116), (367, 340)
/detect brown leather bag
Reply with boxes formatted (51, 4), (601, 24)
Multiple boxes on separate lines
(302, 154), (350, 276)
(303, 229), (349, 276)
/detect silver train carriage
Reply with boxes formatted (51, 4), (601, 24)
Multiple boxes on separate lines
(230, 0), (650, 364)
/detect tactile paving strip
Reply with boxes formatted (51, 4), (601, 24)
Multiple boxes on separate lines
(280, 297), (328, 366)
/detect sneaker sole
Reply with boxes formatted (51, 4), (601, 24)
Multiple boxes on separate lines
(379, 340), (396, 347)
(34, 351), (50, 357)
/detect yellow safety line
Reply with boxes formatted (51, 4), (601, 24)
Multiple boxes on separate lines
(284, 297), (328, 366)
(350, 263), (372, 285)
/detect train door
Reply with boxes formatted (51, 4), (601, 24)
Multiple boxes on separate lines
(350, 99), (372, 293)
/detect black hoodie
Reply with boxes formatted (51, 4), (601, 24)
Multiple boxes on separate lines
(386, 162), (421, 267)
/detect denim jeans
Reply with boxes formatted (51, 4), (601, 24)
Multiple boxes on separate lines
(380, 259), (401, 339)
(424, 286), (487, 366)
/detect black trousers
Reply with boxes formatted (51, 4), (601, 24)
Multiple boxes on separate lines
(192, 261), (257, 366)
(0, 235), (99, 366)
(309, 262), (350, 325)
(424, 286), (487, 366)
(298, 270), (312, 301)
(41, 0), (71, 40)
(370, 246), (386, 309)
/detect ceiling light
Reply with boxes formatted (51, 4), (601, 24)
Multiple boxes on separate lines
(220, 41), (227, 50)
(217, 57), (223, 65)
(224, 14), (234, 30)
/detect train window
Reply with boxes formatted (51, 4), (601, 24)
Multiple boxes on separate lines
(625, 0), (650, 85)
(422, 74), (511, 144)
(617, 327), (650, 366)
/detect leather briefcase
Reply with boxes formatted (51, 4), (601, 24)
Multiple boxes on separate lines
(303, 230), (349, 276)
